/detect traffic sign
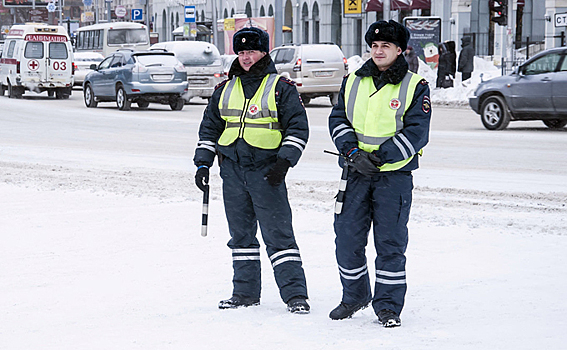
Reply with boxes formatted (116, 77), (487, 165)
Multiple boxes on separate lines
(555, 13), (567, 27)
(46, 2), (56, 12)
(115, 5), (127, 18)
(185, 6), (196, 23)
(82, 0), (93, 7)
(132, 8), (143, 21)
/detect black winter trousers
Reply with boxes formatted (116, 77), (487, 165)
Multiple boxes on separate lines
(220, 158), (308, 303)
(334, 171), (413, 316)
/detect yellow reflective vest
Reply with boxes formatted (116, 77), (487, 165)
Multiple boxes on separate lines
(344, 71), (424, 172)
(217, 74), (282, 149)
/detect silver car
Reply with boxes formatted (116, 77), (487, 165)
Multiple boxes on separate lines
(270, 43), (348, 105)
(83, 50), (188, 111)
(150, 41), (225, 102)
(469, 47), (567, 130)
(73, 52), (105, 87)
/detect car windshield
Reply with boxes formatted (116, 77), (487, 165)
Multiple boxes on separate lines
(302, 45), (343, 63)
(175, 46), (221, 66)
(108, 29), (148, 45)
(135, 54), (179, 66)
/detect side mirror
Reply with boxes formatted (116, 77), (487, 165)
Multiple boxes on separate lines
(90, 63), (98, 70)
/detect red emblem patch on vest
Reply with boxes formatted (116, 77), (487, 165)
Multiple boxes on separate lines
(248, 104), (259, 115)
(422, 95), (431, 114)
(389, 98), (401, 110)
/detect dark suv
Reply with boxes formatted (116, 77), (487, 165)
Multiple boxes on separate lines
(469, 47), (567, 130)
(83, 50), (188, 111)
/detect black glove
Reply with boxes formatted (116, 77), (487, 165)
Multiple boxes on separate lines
(264, 158), (291, 187)
(347, 148), (382, 177)
(195, 165), (209, 192)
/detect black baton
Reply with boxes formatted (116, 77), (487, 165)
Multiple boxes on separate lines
(201, 185), (209, 237)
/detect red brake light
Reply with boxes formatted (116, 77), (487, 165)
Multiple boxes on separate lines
(343, 57), (348, 71)
(293, 58), (302, 72)
(214, 73), (222, 78)
(72, 62), (77, 75)
(16, 61), (20, 74)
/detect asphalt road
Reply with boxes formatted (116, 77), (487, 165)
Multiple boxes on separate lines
(1, 91), (566, 194)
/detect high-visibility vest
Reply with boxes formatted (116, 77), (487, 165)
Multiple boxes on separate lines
(344, 71), (424, 172)
(217, 74), (282, 149)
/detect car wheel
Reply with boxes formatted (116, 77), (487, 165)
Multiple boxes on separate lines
(480, 95), (510, 130)
(56, 88), (70, 99)
(116, 86), (131, 111)
(84, 84), (98, 108)
(48, 89), (55, 97)
(542, 119), (567, 129)
(8, 81), (23, 99)
(137, 100), (150, 109)
(330, 92), (339, 106)
(170, 97), (184, 111)
(300, 94), (311, 105)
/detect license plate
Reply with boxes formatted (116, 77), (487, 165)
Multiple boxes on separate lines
(152, 74), (173, 82)
(314, 71), (333, 77)
(189, 79), (208, 85)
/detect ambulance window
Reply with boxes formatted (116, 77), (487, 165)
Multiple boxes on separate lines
(49, 42), (68, 59)
(7, 41), (16, 58)
(24, 42), (44, 59)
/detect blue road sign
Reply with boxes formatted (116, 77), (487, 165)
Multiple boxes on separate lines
(132, 8), (143, 21)
(184, 6), (195, 23)
(82, 0), (93, 7)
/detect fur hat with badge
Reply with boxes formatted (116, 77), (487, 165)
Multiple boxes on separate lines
(364, 20), (410, 51)
(233, 27), (270, 54)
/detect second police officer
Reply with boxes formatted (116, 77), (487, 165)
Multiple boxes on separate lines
(328, 20), (432, 327)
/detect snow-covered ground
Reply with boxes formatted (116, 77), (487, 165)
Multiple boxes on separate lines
(1, 57), (566, 349)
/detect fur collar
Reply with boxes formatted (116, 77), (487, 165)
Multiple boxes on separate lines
(355, 54), (409, 85)
(228, 54), (277, 79)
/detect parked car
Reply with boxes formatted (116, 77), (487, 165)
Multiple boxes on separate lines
(221, 54), (237, 77)
(83, 49), (188, 111)
(469, 47), (567, 130)
(73, 52), (104, 87)
(150, 41), (224, 102)
(270, 43), (348, 105)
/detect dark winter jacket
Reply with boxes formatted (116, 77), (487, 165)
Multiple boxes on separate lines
(404, 47), (419, 73)
(437, 43), (455, 88)
(446, 41), (457, 76)
(328, 55), (431, 172)
(193, 54), (309, 168)
(458, 37), (474, 74)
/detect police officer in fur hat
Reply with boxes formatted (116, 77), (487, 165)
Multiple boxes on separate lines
(328, 20), (432, 327)
(194, 26), (310, 314)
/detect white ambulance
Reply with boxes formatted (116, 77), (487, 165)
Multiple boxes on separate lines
(0, 23), (73, 99)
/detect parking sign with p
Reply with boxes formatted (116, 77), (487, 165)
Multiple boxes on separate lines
(132, 9), (143, 21)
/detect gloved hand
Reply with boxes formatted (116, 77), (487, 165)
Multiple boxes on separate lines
(347, 148), (382, 177)
(195, 165), (209, 192)
(264, 158), (291, 187)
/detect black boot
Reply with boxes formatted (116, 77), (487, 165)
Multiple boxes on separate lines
(218, 295), (260, 309)
(329, 300), (371, 320)
(377, 309), (401, 327)
(286, 296), (310, 314)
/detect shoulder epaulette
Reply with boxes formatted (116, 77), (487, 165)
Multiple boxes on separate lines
(214, 79), (229, 90)
(279, 76), (296, 86)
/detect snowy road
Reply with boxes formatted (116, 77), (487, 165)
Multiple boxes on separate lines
(1, 92), (566, 349)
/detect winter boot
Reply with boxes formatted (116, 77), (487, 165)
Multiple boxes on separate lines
(286, 297), (310, 314)
(218, 295), (260, 309)
(329, 300), (371, 320)
(377, 309), (401, 327)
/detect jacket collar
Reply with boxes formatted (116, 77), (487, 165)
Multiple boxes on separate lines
(355, 54), (409, 85)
